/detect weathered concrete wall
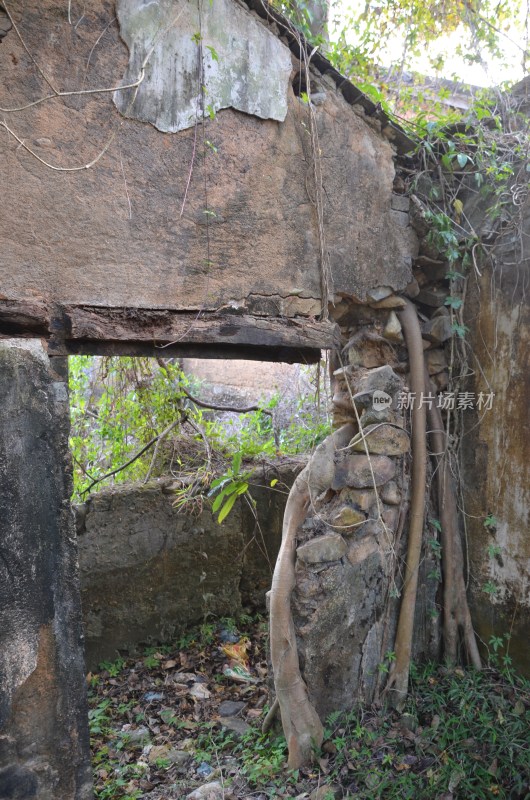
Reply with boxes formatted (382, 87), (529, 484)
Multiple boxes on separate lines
(77, 463), (303, 669)
(462, 216), (530, 675)
(0, 0), (416, 316)
(0, 341), (92, 800)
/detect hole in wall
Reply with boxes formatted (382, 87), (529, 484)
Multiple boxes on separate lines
(0, 7), (12, 43)
(292, 70), (318, 98)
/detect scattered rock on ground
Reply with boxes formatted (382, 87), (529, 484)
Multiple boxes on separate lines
(148, 744), (189, 766)
(186, 781), (224, 799)
(219, 716), (252, 736)
(218, 700), (246, 717)
(124, 725), (151, 746)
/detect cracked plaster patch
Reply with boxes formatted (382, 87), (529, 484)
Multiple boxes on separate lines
(114, 0), (292, 132)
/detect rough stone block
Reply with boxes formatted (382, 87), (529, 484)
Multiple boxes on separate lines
(331, 505), (366, 528)
(352, 365), (403, 398)
(383, 310), (404, 342)
(347, 536), (380, 565)
(422, 314), (453, 344)
(338, 488), (376, 512)
(350, 424), (410, 455)
(296, 533), (348, 564)
(332, 454), (396, 490)
(77, 462), (302, 668)
(426, 348), (448, 375)
(380, 480), (401, 505)
(391, 194), (410, 212)
(370, 295), (407, 309)
(416, 286), (448, 307)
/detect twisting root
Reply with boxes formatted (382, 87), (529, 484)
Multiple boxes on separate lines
(426, 378), (481, 669)
(385, 299), (427, 709)
(269, 424), (355, 769)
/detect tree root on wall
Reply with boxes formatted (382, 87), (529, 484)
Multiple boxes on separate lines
(269, 299), (481, 767)
(268, 423), (356, 770)
(426, 382), (481, 670)
(384, 299), (427, 709)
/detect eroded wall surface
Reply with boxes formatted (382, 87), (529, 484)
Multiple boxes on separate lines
(462, 216), (530, 675)
(0, 341), (92, 800)
(0, 0), (416, 317)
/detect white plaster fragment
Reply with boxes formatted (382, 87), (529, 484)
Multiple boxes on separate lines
(114, 0), (292, 132)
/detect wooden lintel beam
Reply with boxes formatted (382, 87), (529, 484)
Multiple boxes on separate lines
(60, 306), (340, 351)
(48, 339), (323, 364)
(1, 302), (340, 362)
(0, 300), (50, 335)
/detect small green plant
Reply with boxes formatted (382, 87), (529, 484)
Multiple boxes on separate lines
(98, 657), (126, 678)
(199, 622), (216, 645)
(428, 537), (442, 559)
(88, 700), (112, 737)
(208, 451), (250, 523)
(377, 649), (396, 675)
(484, 513), (498, 530)
(235, 727), (289, 786)
(482, 579), (499, 596)
(143, 654), (161, 669)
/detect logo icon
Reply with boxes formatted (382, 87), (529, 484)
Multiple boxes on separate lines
(372, 390), (392, 411)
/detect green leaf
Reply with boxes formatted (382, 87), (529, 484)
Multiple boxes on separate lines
(212, 489), (228, 513)
(208, 476), (229, 494)
(445, 296), (463, 309)
(451, 322), (469, 338)
(232, 451), (242, 476)
(223, 482), (243, 498)
(270, 478), (278, 487)
(205, 44), (219, 61)
(218, 492), (238, 523)
(456, 153), (468, 168)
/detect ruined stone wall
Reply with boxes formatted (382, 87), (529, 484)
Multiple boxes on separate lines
(76, 463), (303, 670)
(0, 341), (92, 800)
(280, 292), (445, 714)
(462, 208), (530, 676)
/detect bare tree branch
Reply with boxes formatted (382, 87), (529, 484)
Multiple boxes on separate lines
(81, 414), (185, 496)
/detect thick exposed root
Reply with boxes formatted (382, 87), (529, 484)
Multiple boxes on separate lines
(269, 423), (355, 769)
(386, 299), (427, 709)
(427, 387), (481, 669)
